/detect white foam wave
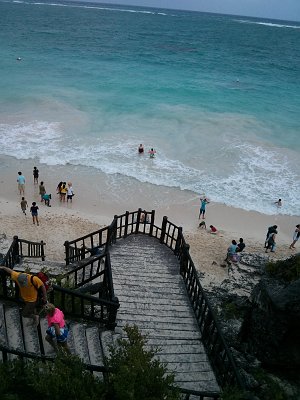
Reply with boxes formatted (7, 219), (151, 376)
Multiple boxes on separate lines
(14, 1), (167, 16)
(0, 121), (299, 216)
(235, 19), (300, 29)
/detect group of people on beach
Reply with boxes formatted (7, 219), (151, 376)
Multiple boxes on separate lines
(17, 168), (74, 226)
(197, 194), (299, 266)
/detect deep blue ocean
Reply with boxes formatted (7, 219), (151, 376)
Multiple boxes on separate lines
(0, 0), (299, 215)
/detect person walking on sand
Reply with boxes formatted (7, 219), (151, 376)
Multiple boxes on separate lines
(0, 267), (47, 326)
(20, 197), (28, 216)
(199, 197), (209, 219)
(44, 303), (70, 353)
(265, 225), (277, 247)
(30, 202), (39, 225)
(33, 166), (39, 184)
(17, 171), (25, 195)
(289, 224), (300, 249)
(39, 181), (46, 202)
(265, 230), (277, 253)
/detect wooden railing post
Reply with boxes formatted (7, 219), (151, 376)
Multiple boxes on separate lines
(175, 227), (182, 255)
(107, 296), (119, 330)
(13, 236), (20, 264)
(64, 241), (70, 266)
(180, 243), (190, 275)
(135, 208), (142, 233)
(160, 216), (168, 244)
(41, 240), (45, 261)
(124, 211), (129, 238)
(149, 210), (155, 237)
(113, 215), (118, 243)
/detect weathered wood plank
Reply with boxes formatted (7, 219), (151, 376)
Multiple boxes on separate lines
(109, 234), (219, 393)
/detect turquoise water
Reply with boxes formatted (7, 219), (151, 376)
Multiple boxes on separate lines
(0, 0), (299, 215)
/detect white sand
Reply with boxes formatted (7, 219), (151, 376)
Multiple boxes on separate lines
(0, 155), (298, 287)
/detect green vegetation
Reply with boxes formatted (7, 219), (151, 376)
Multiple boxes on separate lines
(266, 254), (300, 282)
(0, 325), (179, 400)
(252, 368), (289, 400)
(105, 325), (180, 400)
(221, 301), (243, 320)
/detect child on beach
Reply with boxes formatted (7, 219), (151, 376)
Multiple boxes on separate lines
(30, 202), (39, 226)
(67, 182), (74, 203)
(148, 148), (156, 158)
(209, 225), (217, 234)
(20, 197), (28, 215)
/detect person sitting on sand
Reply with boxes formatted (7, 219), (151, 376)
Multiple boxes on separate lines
(236, 238), (245, 252)
(225, 240), (238, 264)
(198, 221), (206, 229)
(209, 225), (217, 234)
(148, 148), (156, 158)
(138, 144), (144, 154)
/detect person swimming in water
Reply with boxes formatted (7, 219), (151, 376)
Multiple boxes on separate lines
(148, 148), (156, 158)
(138, 144), (144, 154)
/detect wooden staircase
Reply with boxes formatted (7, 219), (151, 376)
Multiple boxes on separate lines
(110, 234), (219, 393)
(0, 299), (112, 375)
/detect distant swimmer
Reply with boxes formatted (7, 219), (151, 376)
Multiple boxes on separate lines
(274, 198), (282, 207)
(148, 148), (156, 158)
(138, 144), (144, 154)
(16, 57), (22, 61)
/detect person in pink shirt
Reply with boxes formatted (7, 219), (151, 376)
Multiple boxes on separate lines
(45, 303), (70, 353)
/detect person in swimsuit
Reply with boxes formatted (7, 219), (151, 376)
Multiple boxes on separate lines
(138, 144), (144, 154)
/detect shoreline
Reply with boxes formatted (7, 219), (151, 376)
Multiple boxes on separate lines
(0, 154), (298, 288)
(0, 154), (298, 240)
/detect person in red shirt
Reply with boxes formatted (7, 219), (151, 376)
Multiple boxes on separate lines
(209, 225), (218, 234)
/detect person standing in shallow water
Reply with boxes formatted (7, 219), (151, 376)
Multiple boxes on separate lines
(138, 144), (144, 154)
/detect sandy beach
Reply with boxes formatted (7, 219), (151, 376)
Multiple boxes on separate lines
(0, 155), (298, 288)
